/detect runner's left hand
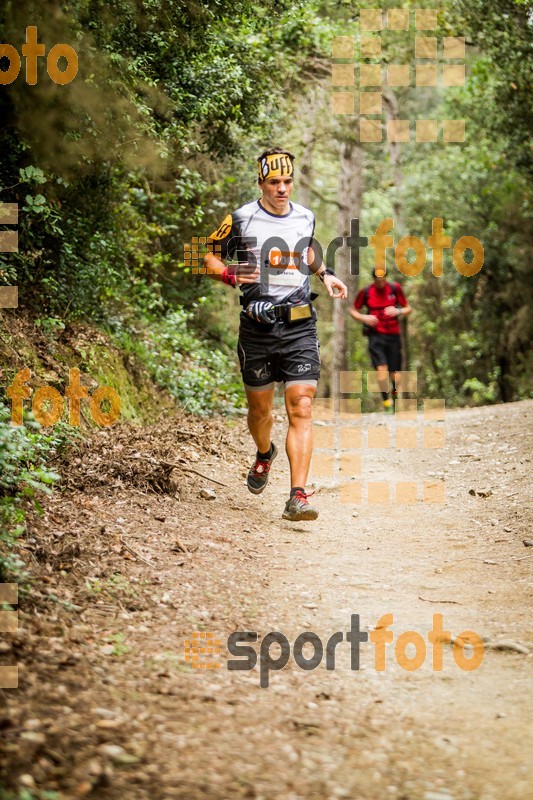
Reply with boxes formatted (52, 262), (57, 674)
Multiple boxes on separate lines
(324, 274), (348, 299)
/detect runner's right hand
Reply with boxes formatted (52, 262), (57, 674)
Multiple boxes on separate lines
(235, 262), (260, 284)
(364, 314), (379, 327)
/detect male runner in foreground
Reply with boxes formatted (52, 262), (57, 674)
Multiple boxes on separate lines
(350, 268), (412, 412)
(204, 147), (347, 521)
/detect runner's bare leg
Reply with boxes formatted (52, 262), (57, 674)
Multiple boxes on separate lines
(246, 387), (275, 454)
(376, 364), (389, 394)
(393, 371), (401, 396)
(284, 384), (316, 489)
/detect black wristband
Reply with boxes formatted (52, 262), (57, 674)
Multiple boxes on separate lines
(319, 268), (335, 282)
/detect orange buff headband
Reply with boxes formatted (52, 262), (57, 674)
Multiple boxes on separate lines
(257, 153), (294, 182)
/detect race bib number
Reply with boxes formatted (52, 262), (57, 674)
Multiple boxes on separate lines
(266, 248), (307, 286)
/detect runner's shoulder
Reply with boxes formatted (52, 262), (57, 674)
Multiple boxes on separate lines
(210, 201), (257, 242)
(232, 199), (262, 221)
(389, 280), (407, 300)
(289, 201), (315, 224)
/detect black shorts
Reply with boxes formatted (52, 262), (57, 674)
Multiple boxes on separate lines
(368, 332), (402, 372)
(238, 313), (321, 390)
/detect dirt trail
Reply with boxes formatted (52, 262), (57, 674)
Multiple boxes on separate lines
(1, 401), (532, 800)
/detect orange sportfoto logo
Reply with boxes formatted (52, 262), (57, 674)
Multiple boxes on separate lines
(0, 26), (78, 85)
(5, 368), (121, 427)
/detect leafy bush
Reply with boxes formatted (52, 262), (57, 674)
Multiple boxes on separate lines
(111, 307), (245, 416)
(0, 402), (72, 582)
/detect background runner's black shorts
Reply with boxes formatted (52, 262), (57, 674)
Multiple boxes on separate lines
(368, 332), (402, 372)
(238, 313), (320, 388)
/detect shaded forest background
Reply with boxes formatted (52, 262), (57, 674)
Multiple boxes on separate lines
(0, 1), (531, 574)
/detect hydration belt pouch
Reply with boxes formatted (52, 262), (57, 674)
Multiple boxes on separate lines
(272, 302), (315, 323)
(286, 303), (312, 322)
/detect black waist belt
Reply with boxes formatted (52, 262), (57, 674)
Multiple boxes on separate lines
(273, 302), (313, 322)
(239, 291), (318, 307)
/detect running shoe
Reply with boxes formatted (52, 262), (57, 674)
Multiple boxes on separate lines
(282, 490), (319, 521)
(383, 398), (394, 414)
(247, 443), (278, 494)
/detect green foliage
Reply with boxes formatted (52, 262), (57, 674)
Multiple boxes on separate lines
(34, 317), (66, 337)
(0, 0), (530, 428)
(105, 631), (130, 657)
(0, 402), (71, 581)
(331, 0), (533, 404)
(112, 307), (245, 415)
(0, 0), (328, 323)
(0, 156), (64, 302)
(0, 791), (60, 800)
(402, 109), (533, 403)
(454, 0), (533, 176)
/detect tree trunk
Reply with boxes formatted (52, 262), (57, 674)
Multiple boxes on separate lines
(332, 140), (364, 407)
(383, 89), (404, 227)
(498, 354), (513, 402)
(383, 88), (410, 371)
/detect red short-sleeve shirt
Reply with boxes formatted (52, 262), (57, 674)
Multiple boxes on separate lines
(354, 282), (408, 335)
